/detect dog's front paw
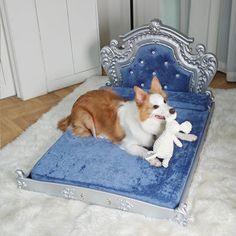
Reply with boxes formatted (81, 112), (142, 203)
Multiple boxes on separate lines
(148, 158), (162, 167)
(139, 149), (149, 159)
(162, 159), (169, 168)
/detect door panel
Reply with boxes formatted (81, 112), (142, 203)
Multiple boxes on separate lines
(3, 0), (47, 100)
(0, 17), (15, 99)
(35, 0), (74, 81)
(67, 0), (100, 73)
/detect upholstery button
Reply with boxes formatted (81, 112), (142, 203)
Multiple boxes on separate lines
(164, 61), (168, 66)
(152, 72), (156, 76)
(141, 83), (144, 87)
(140, 60), (144, 64)
(151, 50), (156, 54)
(130, 70), (134, 75)
(164, 85), (168, 89)
(176, 74), (180, 78)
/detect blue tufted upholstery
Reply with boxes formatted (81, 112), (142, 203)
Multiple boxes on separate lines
(120, 44), (193, 92)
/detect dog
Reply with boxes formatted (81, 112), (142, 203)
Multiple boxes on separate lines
(58, 77), (180, 166)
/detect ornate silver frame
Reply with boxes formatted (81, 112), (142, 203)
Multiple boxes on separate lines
(100, 19), (217, 93)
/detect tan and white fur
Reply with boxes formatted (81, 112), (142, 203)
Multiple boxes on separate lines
(58, 77), (184, 166)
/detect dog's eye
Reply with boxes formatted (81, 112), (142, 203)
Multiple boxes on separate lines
(153, 105), (159, 109)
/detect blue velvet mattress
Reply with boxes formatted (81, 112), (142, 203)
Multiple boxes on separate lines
(30, 88), (211, 209)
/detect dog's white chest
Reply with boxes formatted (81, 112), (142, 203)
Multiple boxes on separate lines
(118, 102), (154, 147)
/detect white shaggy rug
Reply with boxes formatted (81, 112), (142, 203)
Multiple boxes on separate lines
(0, 76), (236, 236)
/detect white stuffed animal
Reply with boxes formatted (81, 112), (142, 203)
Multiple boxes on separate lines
(146, 113), (196, 168)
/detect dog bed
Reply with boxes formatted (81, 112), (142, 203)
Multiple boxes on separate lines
(16, 20), (217, 225)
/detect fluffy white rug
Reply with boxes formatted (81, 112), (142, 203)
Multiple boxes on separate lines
(0, 76), (235, 236)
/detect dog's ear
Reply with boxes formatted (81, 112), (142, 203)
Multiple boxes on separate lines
(151, 76), (167, 99)
(134, 86), (147, 105)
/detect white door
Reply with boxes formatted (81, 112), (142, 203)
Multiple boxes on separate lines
(0, 13), (15, 99)
(35, 0), (100, 92)
(2, 0), (101, 100)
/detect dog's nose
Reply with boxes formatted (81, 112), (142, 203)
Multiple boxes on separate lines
(169, 108), (175, 114)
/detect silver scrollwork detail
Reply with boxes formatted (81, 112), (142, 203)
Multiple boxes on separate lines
(119, 199), (134, 211)
(62, 188), (74, 200)
(172, 203), (189, 226)
(16, 179), (27, 189)
(149, 19), (161, 34)
(15, 170), (27, 189)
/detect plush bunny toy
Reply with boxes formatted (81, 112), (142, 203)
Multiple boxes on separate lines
(146, 113), (195, 168)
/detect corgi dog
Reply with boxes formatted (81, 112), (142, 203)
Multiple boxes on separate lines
(58, 77), (177, 166)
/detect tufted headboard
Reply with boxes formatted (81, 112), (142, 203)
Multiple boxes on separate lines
(100, 19), (218, 93)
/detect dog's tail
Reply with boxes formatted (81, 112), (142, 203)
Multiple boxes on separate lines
(57, 115), (71, 131)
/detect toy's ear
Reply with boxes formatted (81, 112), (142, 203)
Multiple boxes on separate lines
(179, 121), (192, 134)
(151, 76), (167, 99)
(134, 86), (147, 106)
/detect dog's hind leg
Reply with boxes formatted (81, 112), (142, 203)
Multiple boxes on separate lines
(73, 125), (91, 137)
(105, 121), (125, 143)
(71, 108), (96, 137)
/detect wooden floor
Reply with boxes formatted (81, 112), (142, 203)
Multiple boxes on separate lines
(0, 84), (80, 148)
(1, 72), (235, 148)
